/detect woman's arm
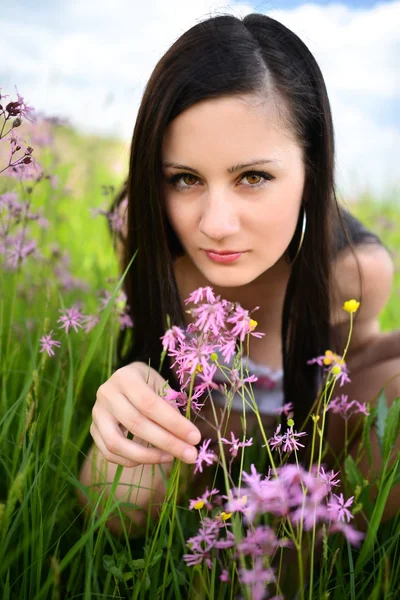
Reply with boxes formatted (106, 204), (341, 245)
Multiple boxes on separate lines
(78, 438), (175, 536)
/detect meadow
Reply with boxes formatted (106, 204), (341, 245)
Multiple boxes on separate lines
(0, 89), (399, 600)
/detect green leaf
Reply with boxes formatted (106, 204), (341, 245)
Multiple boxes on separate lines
(391, 460), (400, 486)
(103, 555), (115, 571)
(382, 397), (400, 462)
(103, 554), (125, 580)
(131, 559), (146, 570)
(362, 405), (376, 466)
(344, 455), (364, 490)
(344, 454), (373, 516)
(355, 460), (398, 575)
(144, 573), (151, 591)
(375, 388), (388, 457)
(149, 550), (163, 567)
(110, 566), (125, 580)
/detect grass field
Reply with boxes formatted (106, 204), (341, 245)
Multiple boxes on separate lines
(1, 97), (399, 600)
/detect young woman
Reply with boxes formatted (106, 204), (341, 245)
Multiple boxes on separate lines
(78, 12), (400, 535)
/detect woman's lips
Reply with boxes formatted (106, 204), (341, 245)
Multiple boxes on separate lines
(205, 250), (245, 263)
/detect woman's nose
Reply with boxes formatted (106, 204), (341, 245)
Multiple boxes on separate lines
(199, 194), (240, 240)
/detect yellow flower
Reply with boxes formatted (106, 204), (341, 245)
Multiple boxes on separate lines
(193, 500), (205, 510)
(220, 512), (232, 521)
(323, 350), (342, 366)
(196, 364), (203, 373)
(331, 365), (341, 375)
(343, 299), (360, 314)
(249, 319), (258, 330)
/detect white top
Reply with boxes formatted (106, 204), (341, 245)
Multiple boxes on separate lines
(183, 330), (284, 415)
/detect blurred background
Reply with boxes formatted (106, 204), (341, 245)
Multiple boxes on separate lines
(2, 0), (399, 202)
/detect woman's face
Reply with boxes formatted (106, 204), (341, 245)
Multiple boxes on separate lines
(161, 94), (306, 290)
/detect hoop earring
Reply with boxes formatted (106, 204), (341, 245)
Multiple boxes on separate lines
(287, 205), (307, 265)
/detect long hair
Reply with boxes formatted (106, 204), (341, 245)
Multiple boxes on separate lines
(109, 13), (372, 457)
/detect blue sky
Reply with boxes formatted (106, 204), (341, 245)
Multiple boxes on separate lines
(3, 0), (399, 199)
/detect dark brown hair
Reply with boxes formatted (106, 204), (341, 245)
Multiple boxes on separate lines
(108, 13), (385, 454)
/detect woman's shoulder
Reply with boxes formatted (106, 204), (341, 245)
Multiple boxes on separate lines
(330, 209), (394, 331)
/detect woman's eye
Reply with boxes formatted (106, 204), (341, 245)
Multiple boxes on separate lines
(167, 170), (273, 190)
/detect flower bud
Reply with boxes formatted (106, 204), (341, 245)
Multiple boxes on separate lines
(12, 117), (22, 128)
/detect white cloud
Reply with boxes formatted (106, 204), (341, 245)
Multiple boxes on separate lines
(1, 0), (399, 199)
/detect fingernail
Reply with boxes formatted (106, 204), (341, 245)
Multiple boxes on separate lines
(183, 447), (197, 463)
(161, 453), (174, 462)
(187, 430), (201, 445)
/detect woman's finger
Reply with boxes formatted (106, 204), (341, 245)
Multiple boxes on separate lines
(110, 370), (202, 446)
(90, 419), (174, 466)
(103, 395), (199, 464)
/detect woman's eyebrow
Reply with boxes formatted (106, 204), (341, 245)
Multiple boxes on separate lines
(162, 159), (281, 174)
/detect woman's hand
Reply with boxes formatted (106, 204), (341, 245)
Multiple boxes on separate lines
(90, 361), (202, 468)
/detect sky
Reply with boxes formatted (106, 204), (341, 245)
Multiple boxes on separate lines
(2, 0), (399, 200)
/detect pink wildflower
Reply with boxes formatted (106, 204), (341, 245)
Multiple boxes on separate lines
(267, 423), (307, 455)
(160, 325), (186, 352)
(226, 305), (265, 342)
(221, 431), (253, 458)
(163, 388), (188, 410)
(272, 402), (294, 417)
(81, 314), (100, 333)
(218, 337), (237, 363)
(220, 569), (230, 582)
(9, 87), (36, 122)
(189, 487), (220, 511)
(239, 557), (275, 600)
(191, 300), (227, 336)
(327, 492), (354, 523)
(194, 362), (221, 395)
(168, 337), (215, 389)
(236, 525), (282, 557)
(329, 522), (364, 546)
(327, 393), (369, 419)
(228, 368), (258, 394)
(193, 439), (217, 474)
(5, 237), (37, 269)
(307, 350), (351, 386)
(39, 330), (61, 357)
(119, 312), (133, 329)
(184, 515), (232, 569)
(57, 305), (85, 333)
(318, 466), (340, 493)
(184, 286), (216, 305)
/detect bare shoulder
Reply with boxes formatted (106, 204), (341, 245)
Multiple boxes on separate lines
(330, 242), (394, 325)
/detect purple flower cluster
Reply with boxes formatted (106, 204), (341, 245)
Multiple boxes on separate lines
(183, 515), (235, 569)
(268, 422), (307, 455)
(39, 289), (133, 357)
(326, 393), (370, 419)
(226, 463), (363, 543)
(307, 350), (351, 386)
(0, 87), (134, 359)
(157, 285), (368, 597)
(183, 460), (363, 599)
(160, 286), (265, 407)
